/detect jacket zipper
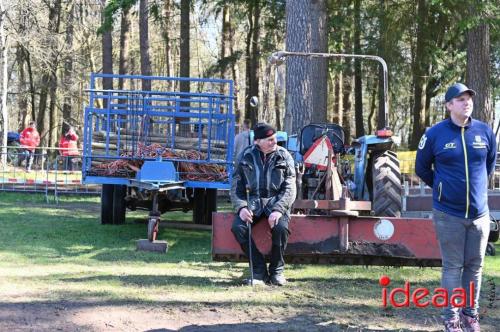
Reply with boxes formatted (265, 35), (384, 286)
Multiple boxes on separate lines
(461, 127), (469, 218)
(438, 182), (442, 202)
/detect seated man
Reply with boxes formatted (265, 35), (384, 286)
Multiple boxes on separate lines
(231, 123), (296, 286)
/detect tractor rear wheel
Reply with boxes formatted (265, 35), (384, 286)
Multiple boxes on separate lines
(372, 150), (402, 217)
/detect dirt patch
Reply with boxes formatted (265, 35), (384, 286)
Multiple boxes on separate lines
(0, 301), (363, 332)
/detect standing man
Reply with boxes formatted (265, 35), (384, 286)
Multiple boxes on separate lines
(58, 126), (79, 171)
(231, 123), (296, 286)
(233, 119), (251, 160)
(416, 83), (496, 332)
(19, 121), (40, 172)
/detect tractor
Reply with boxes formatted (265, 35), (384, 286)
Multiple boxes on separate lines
(269, 51), (402, 219)
(212, 51), (498, 265)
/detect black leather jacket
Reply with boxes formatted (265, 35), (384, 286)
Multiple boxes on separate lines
(231, 144), (296, 217)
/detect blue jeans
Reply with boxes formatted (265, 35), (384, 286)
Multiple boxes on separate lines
(432, 209), (490, 320)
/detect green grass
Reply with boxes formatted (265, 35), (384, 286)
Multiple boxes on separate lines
(0, 192), (498, 331)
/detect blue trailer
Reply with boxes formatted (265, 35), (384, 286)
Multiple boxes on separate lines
(82, 74), (235, 242)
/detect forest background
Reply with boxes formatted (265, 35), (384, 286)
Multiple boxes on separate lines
(0, 0), (498, 153)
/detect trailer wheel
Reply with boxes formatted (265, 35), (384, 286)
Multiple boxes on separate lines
(193, 188), (217, 225)
(112, 185), (127, 225)
(488, 216), (499, 243)
(147, 217), (159, 242)
(372, 150), (402, 217)
(101, 184), (114, 224)
(485, 243), (496, 256)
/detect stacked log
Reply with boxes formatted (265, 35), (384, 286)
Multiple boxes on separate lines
(88, 142), (227, 182)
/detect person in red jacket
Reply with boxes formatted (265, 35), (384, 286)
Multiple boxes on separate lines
(19, 121), (40, 171)
(58, 126), (79, 171)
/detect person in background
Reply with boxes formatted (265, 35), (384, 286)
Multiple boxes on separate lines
(58, 126), (79, 171)
(233, 119), (251, 160)
(19, 121), (40, 172)
(415, 83), (496, 332)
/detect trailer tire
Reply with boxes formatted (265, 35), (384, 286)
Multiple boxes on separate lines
(112, 185), (127, 225)
(489, 216), (499, 243)
(193, 188), (217, 225)
(372, 150), (402, 217)
(485, 243), (496, 256)
(101, 184), (114, 224)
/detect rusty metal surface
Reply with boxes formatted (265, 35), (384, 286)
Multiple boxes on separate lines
(212, 212), (442, 266)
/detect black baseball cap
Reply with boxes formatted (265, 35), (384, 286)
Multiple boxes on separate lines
(445, 83), (476, 102)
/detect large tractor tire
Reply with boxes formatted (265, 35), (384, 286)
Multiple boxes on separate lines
(372, 150), (402, 217)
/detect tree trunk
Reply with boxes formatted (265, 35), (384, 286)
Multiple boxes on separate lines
(119, 5), (131, 90)
(101, 0), (113, 101)
(62, 2), (74, 132)
(38, 0), (62, 150)
(25, 50), (35, 122)
(163, 0), (172, 89)
(466, 22), (491, 125)
(342, 15), (353, 142)
(139, 0), (152, 91)
(0, 0), (7, 162)
(180, 0), (190, 91)
(228, 11), (241, 122)
(220, 5), (229, 81)
(377, 0), (387, 130)
(410, 0), (431, 149)
(244, 1), (261, 126)
(16, 44), (28, 130)
(332, 72), (342, 125)
(353, 0), (364, 137)
(310, 0), (327, 124)
(284, 0), (327, 135)
(342, 63), (353, 144)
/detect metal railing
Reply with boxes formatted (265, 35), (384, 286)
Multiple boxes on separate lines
(0, 147), (100, 202)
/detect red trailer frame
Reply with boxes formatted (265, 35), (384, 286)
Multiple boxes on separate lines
(212, 212), (442, 267)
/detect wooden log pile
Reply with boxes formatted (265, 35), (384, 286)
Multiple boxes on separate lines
(91, 130), (227, 155)
(88, 142), (228, 182)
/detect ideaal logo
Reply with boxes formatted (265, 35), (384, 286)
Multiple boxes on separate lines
(379, 275), (474, 308)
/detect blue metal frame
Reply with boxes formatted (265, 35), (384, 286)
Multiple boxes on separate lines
(82, 74), (235, 190)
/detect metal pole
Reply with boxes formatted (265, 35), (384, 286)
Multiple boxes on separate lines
(245, 184), (254, 286)
(266, 51), (390, 129)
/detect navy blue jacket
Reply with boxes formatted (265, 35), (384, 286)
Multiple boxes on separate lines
(415, 118), (497, 219)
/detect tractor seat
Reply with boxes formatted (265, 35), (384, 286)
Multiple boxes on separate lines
(300, 123), (345, 156)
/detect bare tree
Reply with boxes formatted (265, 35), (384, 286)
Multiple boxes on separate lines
(466, 21), (491, 125)
(118, 3), (132, 90)
(284, 0), (327, 135)
(101, 0), (113, 100)
(62, 1), (74, 133)
(0, 0), (7, 164)
(139, 0), (152, 90)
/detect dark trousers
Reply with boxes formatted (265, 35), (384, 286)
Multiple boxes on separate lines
(231, 213), (290, 279)
(63, 156), (74, 171)
(19, 150), (34, 170)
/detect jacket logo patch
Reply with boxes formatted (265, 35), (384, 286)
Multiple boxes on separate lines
(418, 135), (427, 149)
(444, 142), (456, 149)
(472, 136), (486, 148)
